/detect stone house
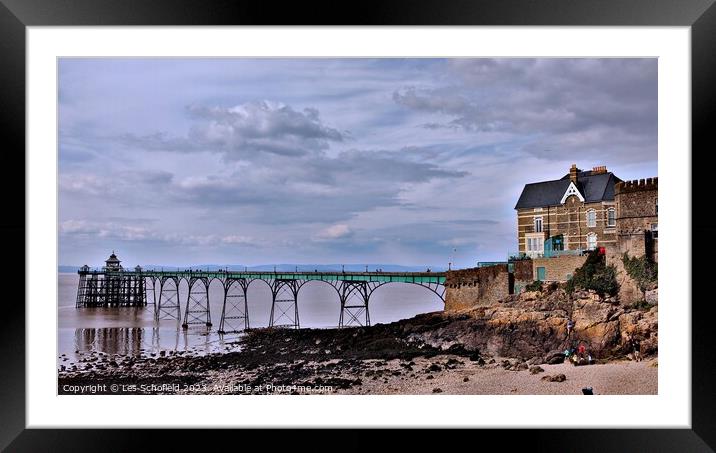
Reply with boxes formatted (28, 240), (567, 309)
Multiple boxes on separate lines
(514, 164), (621, 258)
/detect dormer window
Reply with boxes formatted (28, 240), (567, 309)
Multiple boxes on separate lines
(560, 181), (585, 204)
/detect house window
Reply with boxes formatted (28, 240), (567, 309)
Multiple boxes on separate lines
(651, 223), (658, 239)
(655, 199), (658, 215)
(587, 232), (597, 250)
(586, 209), (596, 227)
(607, 208), (616, 227)
(527, 237), (544, 254)
(534, 216), (543, 233)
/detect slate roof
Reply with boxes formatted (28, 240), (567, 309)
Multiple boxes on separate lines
(514, 170), (621, 209)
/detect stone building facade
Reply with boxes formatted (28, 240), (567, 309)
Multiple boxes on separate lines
(515, 164), (621, 257)
(614, 177), (658, 262)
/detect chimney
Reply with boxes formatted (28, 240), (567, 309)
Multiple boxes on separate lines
(592, 165), (607, 174)
(569, 164), (579, 183)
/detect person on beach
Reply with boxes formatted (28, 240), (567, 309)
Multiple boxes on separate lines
(566, 319), (575, 338)
(630, 336), (642, 362)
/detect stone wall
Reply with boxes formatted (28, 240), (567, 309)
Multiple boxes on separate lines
(444, 265), (510, 311)
(512, 259), (534, 294)
(532, 255), (587, 282)
(512, 259), (534, 282)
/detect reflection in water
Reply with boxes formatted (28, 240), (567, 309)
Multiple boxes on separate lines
(74, 327), (144, 356)
(60, 272), (441, 364)
(72, 324), (231, 359)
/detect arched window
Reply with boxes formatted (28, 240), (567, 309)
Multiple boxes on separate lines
(607, 208), (616, 227)
(587, 232), (597, 250)
(586, 209), (596, 227)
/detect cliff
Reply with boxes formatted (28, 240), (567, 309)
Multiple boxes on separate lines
(411, 284), (657, 360)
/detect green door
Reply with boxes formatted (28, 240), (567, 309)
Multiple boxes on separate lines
(537, 267), (546, 281)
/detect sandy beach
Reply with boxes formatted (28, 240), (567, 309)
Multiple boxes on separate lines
(335, 356), (658, 395)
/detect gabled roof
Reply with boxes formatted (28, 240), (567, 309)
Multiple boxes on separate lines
(515, 170), (621, 209)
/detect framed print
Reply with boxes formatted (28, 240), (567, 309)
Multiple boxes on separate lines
(2, 0), (714, 449)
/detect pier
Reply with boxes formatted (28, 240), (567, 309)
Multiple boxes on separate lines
(76, 253), (446, 331)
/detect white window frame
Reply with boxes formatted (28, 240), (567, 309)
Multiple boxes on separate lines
(586, 209), (597, 228)
(607, 208), (616, 227)
(534, 216), (543, 233)
(587, 232), (597, 250)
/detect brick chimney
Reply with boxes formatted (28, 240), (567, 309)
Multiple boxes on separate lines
(592, 165), (607, 174)
(569, 164), (579, 183)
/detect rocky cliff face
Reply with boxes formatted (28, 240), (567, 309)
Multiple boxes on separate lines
(409, 284), (657, 361)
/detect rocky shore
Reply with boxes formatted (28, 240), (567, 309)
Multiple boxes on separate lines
(58, 285), (657, 395)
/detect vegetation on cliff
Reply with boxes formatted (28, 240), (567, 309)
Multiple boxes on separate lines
(621, 253), (658, 297)
(566, 250), (618, 296)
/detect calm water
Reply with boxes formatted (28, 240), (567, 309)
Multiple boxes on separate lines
(58, 273), (442, 365)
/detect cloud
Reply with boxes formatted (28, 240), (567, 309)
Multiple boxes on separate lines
(315, 224), (352, 241)
(60, 220), (152, 241)
(60, 220), (255, 247)
(393, 58), (657, 161)
(60, 170), (173, 198)
(120, 100), (348, 160)
(221, 235), (254, 245)
(163, 148), (467, 223)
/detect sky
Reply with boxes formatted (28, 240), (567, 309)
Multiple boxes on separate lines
(58, 58), (657, 268)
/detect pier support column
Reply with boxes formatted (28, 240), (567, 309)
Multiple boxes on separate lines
(145, 276), (158, 307)
(182, 277), (212, 329)
(337, 281), (375, 328)
(218, 278), (251, 334)
(76, 272), (89, 308)
(156, 277), (181, 321)
(268, 279), (302, 329)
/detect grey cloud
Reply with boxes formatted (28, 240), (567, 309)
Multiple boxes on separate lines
(393, 59), (657, 160)
(60, 170), (173, 197)
(120, 101), (348, 160)
(60, 219), (256, 247)
(167, 148), (467, 224)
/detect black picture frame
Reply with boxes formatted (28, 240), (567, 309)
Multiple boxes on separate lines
(1, 0), (713, 450)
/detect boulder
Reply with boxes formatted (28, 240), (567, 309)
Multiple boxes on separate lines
(541, 373), (567, 382)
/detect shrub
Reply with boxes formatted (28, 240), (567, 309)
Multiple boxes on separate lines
(525, 280), (543, 292)
(622, 253), (658, 296)
(629, 299), (654, 311)
(566, 250), (618, 296)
